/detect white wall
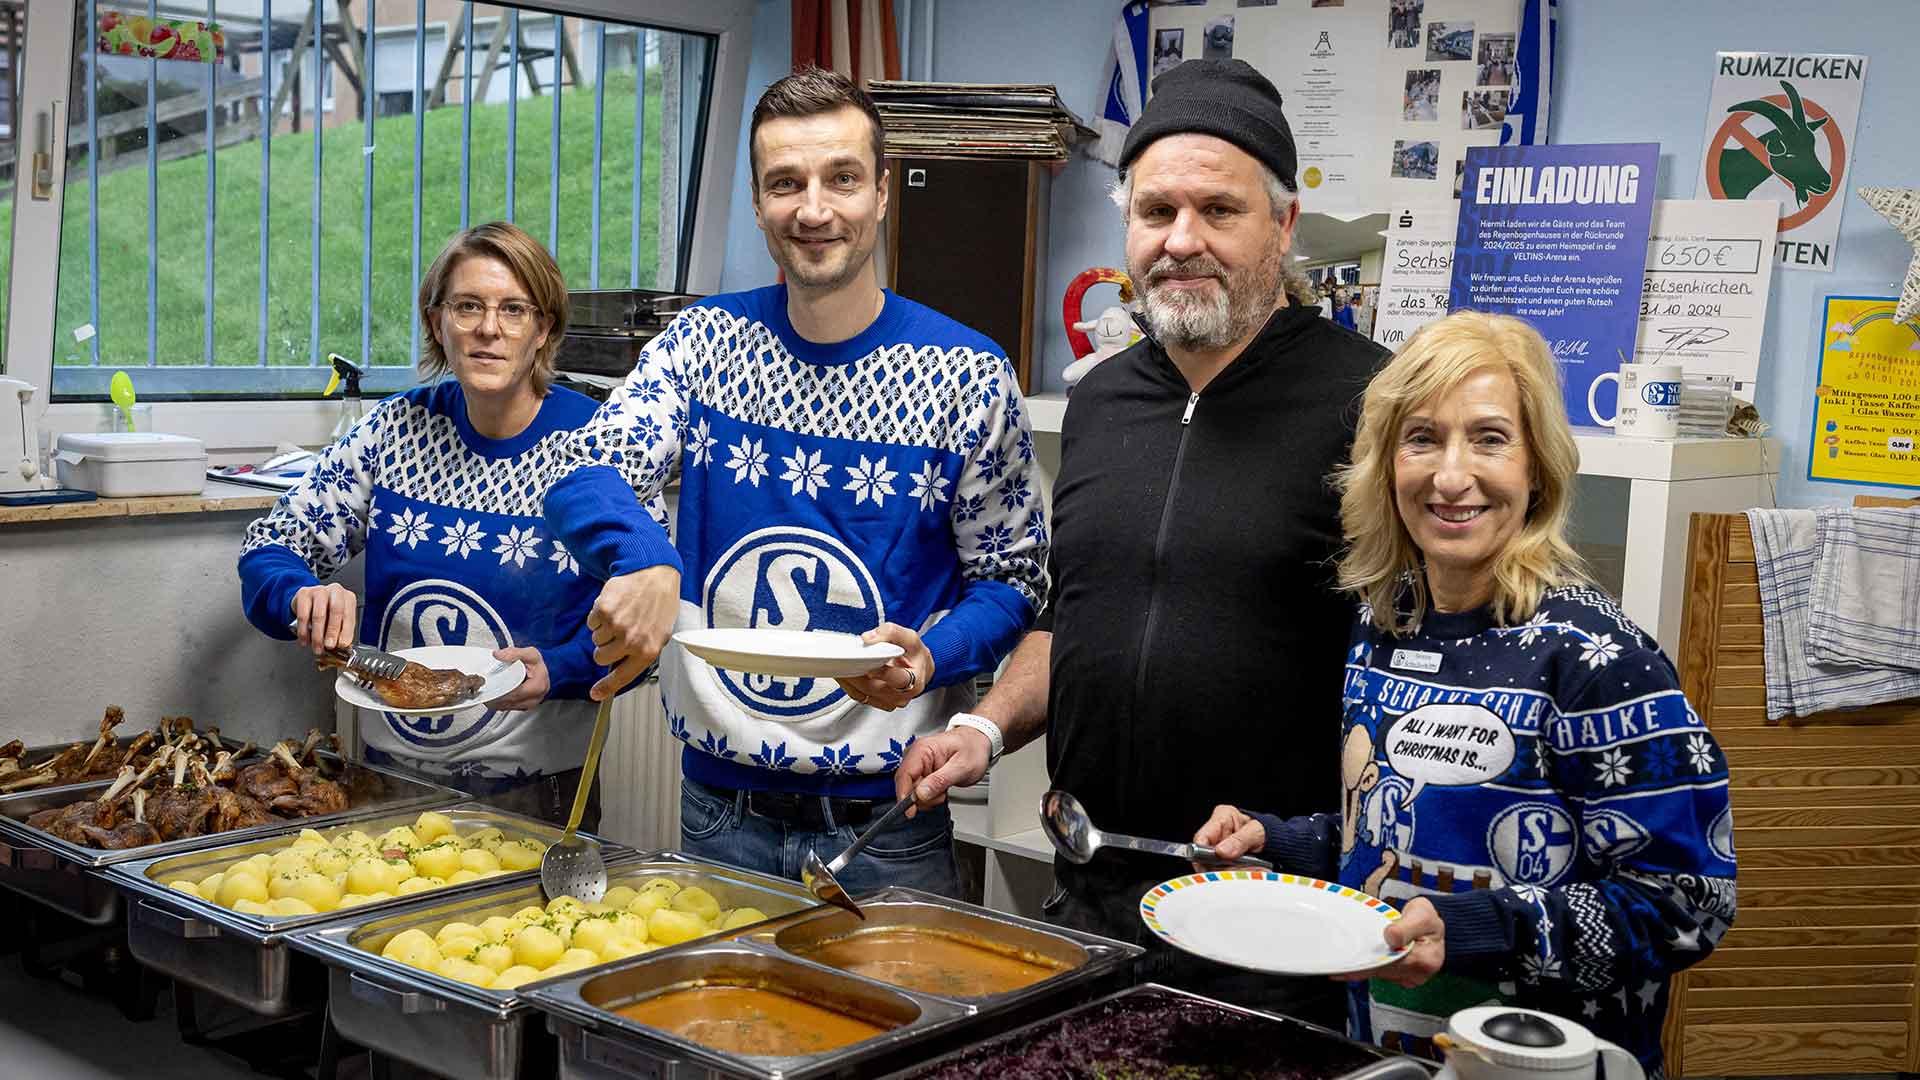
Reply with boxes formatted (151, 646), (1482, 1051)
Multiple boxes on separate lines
(0, 512), (346, 747)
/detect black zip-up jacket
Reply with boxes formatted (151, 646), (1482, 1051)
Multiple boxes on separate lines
(1042, 303), (1388, 881)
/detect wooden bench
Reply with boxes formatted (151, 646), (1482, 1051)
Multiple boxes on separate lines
(1662, 497), (1920, 1076)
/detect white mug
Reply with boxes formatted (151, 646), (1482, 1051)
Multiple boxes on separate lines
(1588, 362), (1682, 438)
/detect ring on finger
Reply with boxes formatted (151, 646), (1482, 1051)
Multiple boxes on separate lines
(902, 668), (919, 693)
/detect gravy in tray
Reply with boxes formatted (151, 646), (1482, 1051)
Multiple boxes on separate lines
(795, 928), (1068, 997)
(614, 984), (888, 1056)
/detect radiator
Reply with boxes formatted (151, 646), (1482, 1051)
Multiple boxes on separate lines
(597, 679), (681, 852)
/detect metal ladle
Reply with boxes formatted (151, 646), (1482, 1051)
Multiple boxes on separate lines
(799, 793), (916, 920)
(1039, 789), (1273, 869)
(540, 697), (614, 903)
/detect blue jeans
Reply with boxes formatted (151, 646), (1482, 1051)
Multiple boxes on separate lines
(679, 777), (962, 899)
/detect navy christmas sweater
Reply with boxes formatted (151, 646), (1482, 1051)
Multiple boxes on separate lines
(542, 285), (1047, 799)
(1257, 585), (1736, 1076)
(239, 382), (605, 785)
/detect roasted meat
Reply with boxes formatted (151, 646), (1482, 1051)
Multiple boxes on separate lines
(320, 649), (486, 711)
(261, 742), (349, 818)
(79, 789), (161, 850)
(143, 748), (215, 840)
(24, 756), (163, 844)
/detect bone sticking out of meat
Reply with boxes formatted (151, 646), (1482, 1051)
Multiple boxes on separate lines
(266, 742), (351, 817)
(0, 744), (85, 793)
(209, 749), (239, 784)
(318, 649), (486, 711)
(296, 729), (324, 765)
(0, 740), (24, 761)
(77, 707), (127, 775)
(81, 789), (161, 850)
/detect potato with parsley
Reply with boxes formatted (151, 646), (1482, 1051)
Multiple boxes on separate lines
(182, 812), (550, 915)
(363, 878), (770, 989)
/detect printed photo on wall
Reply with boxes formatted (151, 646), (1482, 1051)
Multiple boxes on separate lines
(1388, 0), (1423, 49)
(1236, 0), (1277, 7)
(1453, 160), (1466, 198)
(1312, 0), (1345, 6)
(1153, 28), (1184, 77)
(1391, 139), (1439, 180)
(1426, 21), (1474, 62)
(1203, 15), (1234, 61)
(1477, 33), (1515, 86)
(1463, 89), (1510, 130)
(1403, 69), (1441, 122)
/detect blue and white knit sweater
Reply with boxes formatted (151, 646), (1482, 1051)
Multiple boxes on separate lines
(238, 382), (605, 786)
(543, 285), (1048, 799)
(1257, 586), (1736, 1077)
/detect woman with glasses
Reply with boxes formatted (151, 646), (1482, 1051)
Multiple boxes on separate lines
(238, 221), (618, 827)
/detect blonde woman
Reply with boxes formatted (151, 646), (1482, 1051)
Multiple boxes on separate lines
(239, 222), (616, 827)
(1194, 312), (1734, 1075)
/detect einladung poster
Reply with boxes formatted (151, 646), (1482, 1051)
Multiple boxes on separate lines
(1808, 296), (1920, 490)
(1449, 142), (1661, 426)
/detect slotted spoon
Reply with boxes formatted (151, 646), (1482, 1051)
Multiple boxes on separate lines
(540, 696), (615, 903)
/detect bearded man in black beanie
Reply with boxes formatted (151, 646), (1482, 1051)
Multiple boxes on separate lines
(895, 59), (1388, 1025)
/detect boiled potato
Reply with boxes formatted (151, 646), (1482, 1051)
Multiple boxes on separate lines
(602, 885), (639, 911)
(609, 911), (648, 942)
(541, 958), (590, 979)
(217, 871), (270, 908)
(269, 849), (313, 876)
(269, 897), (318, 916)
(458, 848), (501, 874)
(545, 896), (588, 918)
(496, 840), (542, 871)
(338, 830), (374, 848)
(511, 926), (564, 970)
(346, 859), (396, 896)
(511, 905), (548, 924)
(382, 929), (442, 971)
(719, 907), (768, 931)
(479, 916), (520, 943)
(167, 880), (201, 898)
(646, 909), (709, 946)
(290, 828), (328, 850)
(310, 847), (352, 878)
(413, 811), (455, 843)
(196, 872), (225, 898)
(396, 875), (443, 896)
(558, 947), (600, 969)
(232, 899), (274, 916)
(337, 893), (376, 909)
(438, 935), (485, 960)
(375, 826), (420, 851)
(288, 873), (342, 912)
(436, 957), (496, 988)
(599, 937), (650, 962)
(435, 922), (484, 948)
(568, 919), (618, 955)
(628, 886), (675, 919)
(471, 942), (515, 974)
(638, 878), (682, 898)
(491, 965), (543, 989)
(246, 853), (274, 874)
(409, 842), (462, 880)
(670, 886), (721, 924)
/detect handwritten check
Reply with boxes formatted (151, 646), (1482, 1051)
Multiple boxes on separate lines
(1636, 199), (1779, 384)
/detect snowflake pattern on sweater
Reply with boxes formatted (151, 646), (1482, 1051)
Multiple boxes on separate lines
(238, 382), (606, 779)
(543, 286), (1047, 798)
(1257, 585), (1735, 1076)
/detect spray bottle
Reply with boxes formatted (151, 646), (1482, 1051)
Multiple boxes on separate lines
(324, 353), (367, 441)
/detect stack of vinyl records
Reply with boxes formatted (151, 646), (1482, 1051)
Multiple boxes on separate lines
(866, 80), (1094, 162)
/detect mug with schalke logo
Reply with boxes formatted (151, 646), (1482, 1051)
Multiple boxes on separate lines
(1587, 361), (1683, 439)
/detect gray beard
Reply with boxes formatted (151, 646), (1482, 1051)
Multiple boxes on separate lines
(1137, 249), (1285, 352)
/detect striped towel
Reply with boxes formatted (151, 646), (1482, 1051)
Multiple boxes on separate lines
(1747, 508), (1920, 720)
(1809, 507), (1920, 671)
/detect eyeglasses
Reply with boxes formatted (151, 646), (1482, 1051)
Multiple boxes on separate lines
(437, 298), (543, 336)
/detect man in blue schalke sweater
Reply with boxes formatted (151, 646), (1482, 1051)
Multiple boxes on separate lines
(542, 67), (1047, 896)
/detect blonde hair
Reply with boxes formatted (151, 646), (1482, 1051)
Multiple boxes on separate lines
(1336, 310), (1585, 635)
(417, 221), (570, 395)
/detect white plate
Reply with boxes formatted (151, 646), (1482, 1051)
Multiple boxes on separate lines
(673, 628), (903, 679)
(1140, 871), (1409, 976)
(333, 645), (526, 716)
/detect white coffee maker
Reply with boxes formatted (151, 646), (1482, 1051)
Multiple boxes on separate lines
(0, 376), (52, 493)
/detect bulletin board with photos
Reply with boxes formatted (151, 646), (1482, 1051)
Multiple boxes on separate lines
(1148, 0), (1525, 215)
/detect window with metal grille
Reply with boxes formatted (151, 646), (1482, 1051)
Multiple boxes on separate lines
(30, 0), (713, 401)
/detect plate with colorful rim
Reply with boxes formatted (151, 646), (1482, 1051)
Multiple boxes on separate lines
(333, 644), (525, 717)
(1139, 870), (1409, 976)
(672, 628), (903, 679)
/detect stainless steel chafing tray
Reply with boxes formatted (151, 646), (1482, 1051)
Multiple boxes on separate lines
(530, 887), (1143, 1080)
(0, 754), (461, 925)
(293, 853), (817, 1080)
(536, 942), (970, 1080)
(884, 982), (1434, 1080)
(107, 805), (620, 1016)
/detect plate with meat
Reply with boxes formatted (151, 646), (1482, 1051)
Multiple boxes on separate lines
(329, 645), (525, 716)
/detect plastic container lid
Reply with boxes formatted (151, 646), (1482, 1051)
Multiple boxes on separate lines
(55, 432), (206, 462)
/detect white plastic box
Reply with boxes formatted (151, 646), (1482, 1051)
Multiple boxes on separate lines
(54, 432), (207, 497)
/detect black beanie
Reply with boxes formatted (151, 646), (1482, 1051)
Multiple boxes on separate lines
(1118, 59), (1298, 191)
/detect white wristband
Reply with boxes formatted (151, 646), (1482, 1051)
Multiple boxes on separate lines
(946, 712), (1005, 767)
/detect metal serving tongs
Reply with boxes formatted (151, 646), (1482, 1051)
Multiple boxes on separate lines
(800, 792), (917, 920)
(288, 619), (410, 682)
(540, 696), (615, 903)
